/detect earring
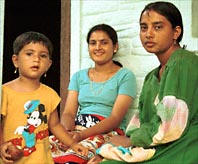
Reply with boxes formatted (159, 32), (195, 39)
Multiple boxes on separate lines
(44, 72), (47, 77)
(114, 50), (117, 53)
(14, 67), (18, 74)
(174, 39), (177, 45)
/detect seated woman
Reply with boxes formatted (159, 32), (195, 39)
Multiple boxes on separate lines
(49, 24), (136, 163)
(93, 2), (198, 164)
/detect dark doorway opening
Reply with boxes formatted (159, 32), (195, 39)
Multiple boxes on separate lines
(3, 0), (61, 96)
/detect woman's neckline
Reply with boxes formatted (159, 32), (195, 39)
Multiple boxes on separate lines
(88, 67), (123, 83)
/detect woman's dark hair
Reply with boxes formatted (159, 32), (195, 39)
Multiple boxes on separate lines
(13, 31), (53, 59)
(139, 1), (183, 43)
(113, 60), (122, 67)
(86, 24), (118, 45)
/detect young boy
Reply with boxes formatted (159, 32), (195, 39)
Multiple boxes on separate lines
(0, 31), (88, 163)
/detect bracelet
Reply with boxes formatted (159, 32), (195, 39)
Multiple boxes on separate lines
(76, 131), (82, 140)
(66, 129), (72, 132)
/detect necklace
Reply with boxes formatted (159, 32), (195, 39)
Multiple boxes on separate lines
(90, 80), (105, 96)
(89, 69), (110, 96)
(89, 67), (119, 95)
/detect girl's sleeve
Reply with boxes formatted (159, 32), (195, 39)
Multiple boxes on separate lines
(128, 95), (189, 147)
(126, 54), (198, 147)
(118, 69), (136, 98)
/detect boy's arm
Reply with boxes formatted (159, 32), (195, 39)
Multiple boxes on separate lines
(0, 115), (13, 163)
(49, 110), (88, 156)
(49, 109), (75, 147)
(60, 90), (79, 131)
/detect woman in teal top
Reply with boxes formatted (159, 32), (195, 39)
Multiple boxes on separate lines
(69, 67), (136, 131)
(49, 24), (136, 164)
(95, 2), (198, 164)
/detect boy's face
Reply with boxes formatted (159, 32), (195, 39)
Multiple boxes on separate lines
(12, 42), (52, 80)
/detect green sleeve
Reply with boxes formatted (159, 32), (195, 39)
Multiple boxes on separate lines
(127, 50), (198, 147)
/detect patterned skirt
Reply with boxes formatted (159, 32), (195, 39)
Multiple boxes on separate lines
(49, 114), (124, 164)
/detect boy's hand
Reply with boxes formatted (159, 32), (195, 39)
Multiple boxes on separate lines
(57, 142), (69, 151)
(0, 141), (14, 163)
(70, 143), (88, 157)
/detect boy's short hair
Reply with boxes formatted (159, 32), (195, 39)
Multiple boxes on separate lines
(13, 31), (53, 59)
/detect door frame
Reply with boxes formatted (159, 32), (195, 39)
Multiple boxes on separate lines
(60, 0), (71, 115)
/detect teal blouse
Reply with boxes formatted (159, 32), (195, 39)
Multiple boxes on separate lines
(68, 67), (136, 131)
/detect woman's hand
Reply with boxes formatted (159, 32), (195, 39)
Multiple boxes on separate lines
(108, 135), (132, 147)
(0, 141), (13, 163)
(70, 143), (88, 157)
(72, 131), (83, 142)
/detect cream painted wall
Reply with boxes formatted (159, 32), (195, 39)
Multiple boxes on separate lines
(71, 0), (198, 123)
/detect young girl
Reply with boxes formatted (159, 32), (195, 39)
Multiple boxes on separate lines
(0, 31), (88, 164)
(97, 2), (198, 164)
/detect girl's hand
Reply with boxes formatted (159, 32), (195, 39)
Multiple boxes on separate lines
(70, 143), (88, 157)
(108, 135), (132, 147)
(87, 154), (103, 164)
(0, 141), (14, 163)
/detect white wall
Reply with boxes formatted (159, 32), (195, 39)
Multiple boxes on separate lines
(71, 0), (198, 123)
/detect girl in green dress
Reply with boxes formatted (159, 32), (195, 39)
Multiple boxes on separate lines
(93, 1), (198, 163)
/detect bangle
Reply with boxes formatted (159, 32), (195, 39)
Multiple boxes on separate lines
(77, 131), (82, 140)
(66, 129), (72, 132)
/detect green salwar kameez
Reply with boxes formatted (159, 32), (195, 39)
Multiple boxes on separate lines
(100, 49), (198, 163)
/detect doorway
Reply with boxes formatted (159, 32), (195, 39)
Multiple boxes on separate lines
(3, 0), (61, 95)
